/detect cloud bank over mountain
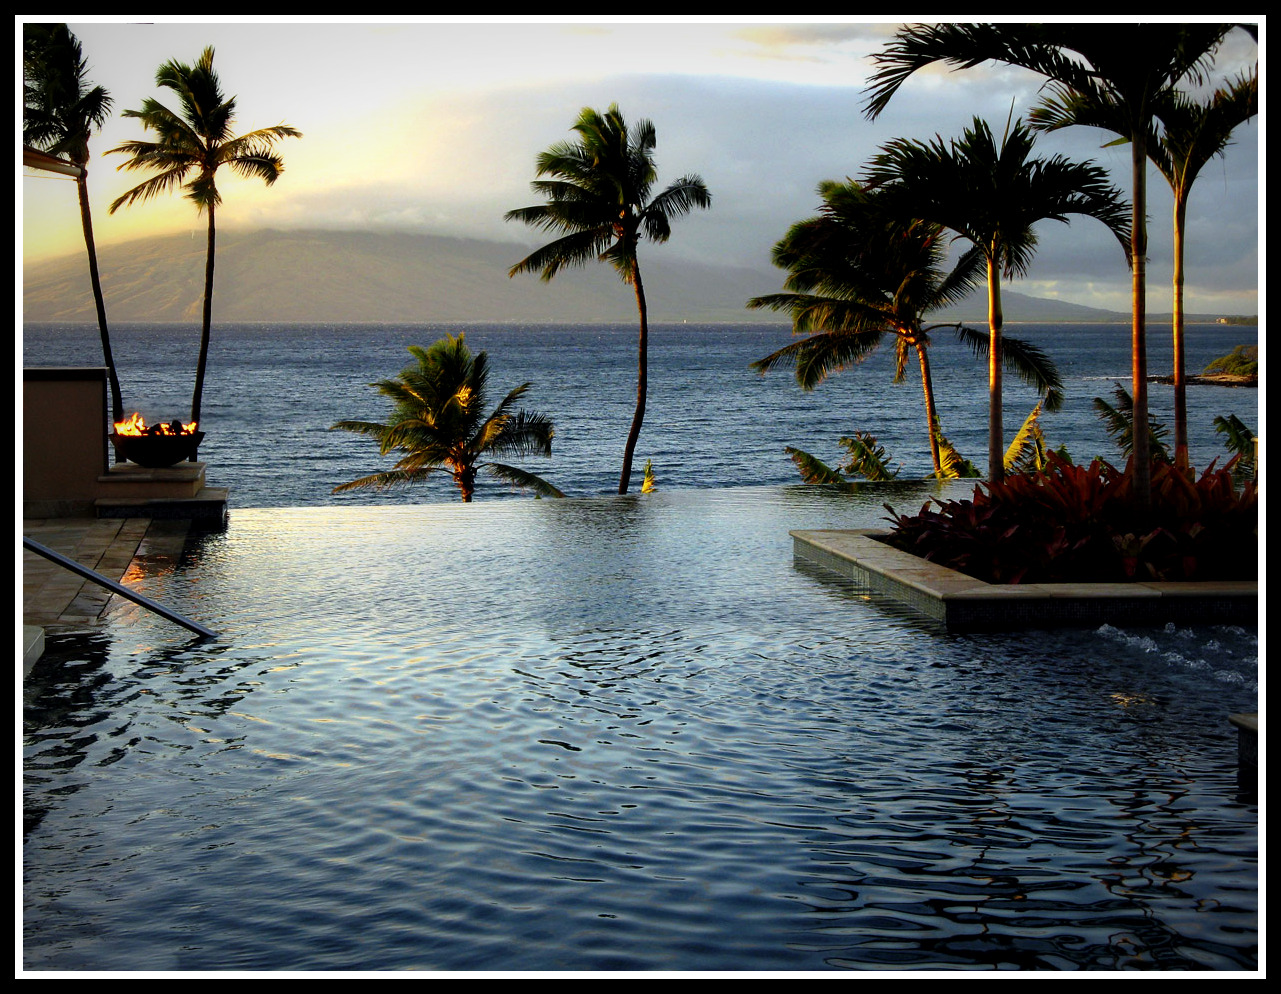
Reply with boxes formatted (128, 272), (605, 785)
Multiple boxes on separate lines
(24, 228), (1153, 327)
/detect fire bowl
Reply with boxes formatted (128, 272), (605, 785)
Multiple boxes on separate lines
(110, 430), (205, 468)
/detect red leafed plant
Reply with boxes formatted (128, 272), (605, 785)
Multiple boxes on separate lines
(882, 451), (1257, 584)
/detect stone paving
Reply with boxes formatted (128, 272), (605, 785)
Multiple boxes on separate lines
(22, 516), (192, 641)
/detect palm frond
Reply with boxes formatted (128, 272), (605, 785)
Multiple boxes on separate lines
(751, 329), (886, 390)
(784, 447), (854, 490)
(838, 432), (900, 481)
(331, 466), (440, 493)
(956, 326), (1065, 411)
(1213, 414), (1255, 457)
(1003, 403), (1047, 474)
(508, 228), (615, 280)
(1093, 383), (1171, 462)
(108, 166), (193, 212)
(483, 462), (565, 498)
(334, 336), (558, 501)
(23, 23), (114, 160)
(933, 432), (982, 480)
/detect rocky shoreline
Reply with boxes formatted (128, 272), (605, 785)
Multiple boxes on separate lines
(1148, 372), (1257, 387)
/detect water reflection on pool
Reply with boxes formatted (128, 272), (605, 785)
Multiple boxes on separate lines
(22, 485), (1259, 972)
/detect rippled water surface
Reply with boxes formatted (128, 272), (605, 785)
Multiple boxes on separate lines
(23, 486), (1259, 972)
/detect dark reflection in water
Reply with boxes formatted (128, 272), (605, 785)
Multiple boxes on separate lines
(22, 488), (1258, 972)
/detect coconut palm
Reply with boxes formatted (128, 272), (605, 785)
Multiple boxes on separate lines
(1030, 69), (1258, 469)
(864, 117), (1130, 482)
(748, 180), (1062, 477)
(505, 104), (711, 494)
(863, 21), (1247, 503)
(23, 24), (123, 435)
(108, 46), (300, 431)
(333, 335), (563, 502)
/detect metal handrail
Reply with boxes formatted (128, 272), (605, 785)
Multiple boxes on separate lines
(23, 537), (217, 639)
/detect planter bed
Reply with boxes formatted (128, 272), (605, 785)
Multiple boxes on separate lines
(792, 528), (1257, 632)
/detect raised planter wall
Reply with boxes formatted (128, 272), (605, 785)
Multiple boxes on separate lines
(792, 528), (1258, 632)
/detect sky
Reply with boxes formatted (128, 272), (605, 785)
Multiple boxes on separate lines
(19, 16), (1263, 316)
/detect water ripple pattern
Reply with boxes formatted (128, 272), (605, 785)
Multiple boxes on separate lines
(23, 487), (1258, 971)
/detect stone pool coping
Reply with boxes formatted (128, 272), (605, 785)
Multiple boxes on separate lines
(792, 529), (1258, 633)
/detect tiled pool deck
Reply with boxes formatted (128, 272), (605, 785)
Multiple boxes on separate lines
(792, 529), (1259, 633)
(21, 516), (192, 674)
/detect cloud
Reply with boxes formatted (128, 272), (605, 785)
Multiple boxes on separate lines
(23, 19), (1258, 315)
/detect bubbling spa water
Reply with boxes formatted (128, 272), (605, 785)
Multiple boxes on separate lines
(22, 486), (1258, 972)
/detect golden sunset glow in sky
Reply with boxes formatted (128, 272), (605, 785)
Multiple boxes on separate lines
(20, 16), (1261, 314)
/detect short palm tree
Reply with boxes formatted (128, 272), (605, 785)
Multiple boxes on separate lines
(748, 180), (1062, 478)
(108, 46), (300, 430)
(864, 116), (1130, 482)
(863, 21), (1248, 503)
(332, 334), (564, 502)
(505, 104), (711, 494)
(1030, 69), (1258, 468)
(23, 23), (123, 434)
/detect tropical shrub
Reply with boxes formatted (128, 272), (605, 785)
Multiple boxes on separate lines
(1214, 414), (1257, 484)
(1203, 345), (1258, 378)
(331, 335), (562, 502)
(882, 451), (1256, 583)
(1093, 383), (1171, 463)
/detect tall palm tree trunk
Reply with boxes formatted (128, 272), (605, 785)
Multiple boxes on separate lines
(190, 202), (216, 457)
(76, 167), (124, 457)
(619, 259), (649, 495)
(456, 465), (476, 502)
(916, 343), (944, 476)
(1129, 131), (1152, 504)
(1171, 192), (1190, 470)
(986, 255), (1005, 483)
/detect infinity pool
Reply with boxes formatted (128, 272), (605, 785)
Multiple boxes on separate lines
(22, 485), (1259, 972)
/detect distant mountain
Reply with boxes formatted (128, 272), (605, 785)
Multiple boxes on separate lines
(24, 227), (1141, 326)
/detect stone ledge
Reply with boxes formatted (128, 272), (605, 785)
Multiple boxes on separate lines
(95, 487), (229, 529)
(792, 528), (1258, 632)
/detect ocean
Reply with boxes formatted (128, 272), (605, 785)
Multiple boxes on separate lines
(22, 321), (1259, 507)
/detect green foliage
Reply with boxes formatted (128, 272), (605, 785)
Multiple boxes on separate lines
(1004, 402), (1049, 475)
(884, 451), (1256, 583)
(107, 46), (300, 427)
(784, 447), (855, 490)
(839, 432), (901, 482)
(23, 23), (123, 426)
(1214, 414), (1257, 483)
(641, 459), (656, 493)
(505, 104), (709, 495)
(933, 431), (981, 479)
(864, 21), (1251, 500)
(1203, 345), (1258, 377)
(1093, 383), (1171, 463)
(23, 23), (113, 164)
(108, 47), (301, 215)
(784, 432), (903, 488)
(749, 180), (988, 476)
(332, 334), (563, 502)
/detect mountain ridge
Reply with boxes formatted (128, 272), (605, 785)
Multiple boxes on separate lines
(23, 227), (1215, 327)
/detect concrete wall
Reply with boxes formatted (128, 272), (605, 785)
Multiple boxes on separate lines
(24, 368), (109, 516)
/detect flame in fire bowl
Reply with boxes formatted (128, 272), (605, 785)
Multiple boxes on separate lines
(111, 414), (204, 468)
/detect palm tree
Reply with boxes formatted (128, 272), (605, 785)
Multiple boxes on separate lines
(23, 24), (124, 437)
(108, 46), (300, 431)
(332, 334), (563, 502)
(505, 104), (711, 494)
(863, 21), (1247, 503)
(748, 180), (1062, 477)
(1030, 70), (1258, 469)
(864, 116), (1130, 482)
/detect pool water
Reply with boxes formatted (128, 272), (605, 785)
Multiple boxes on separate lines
(22, 485), (1259, 972)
